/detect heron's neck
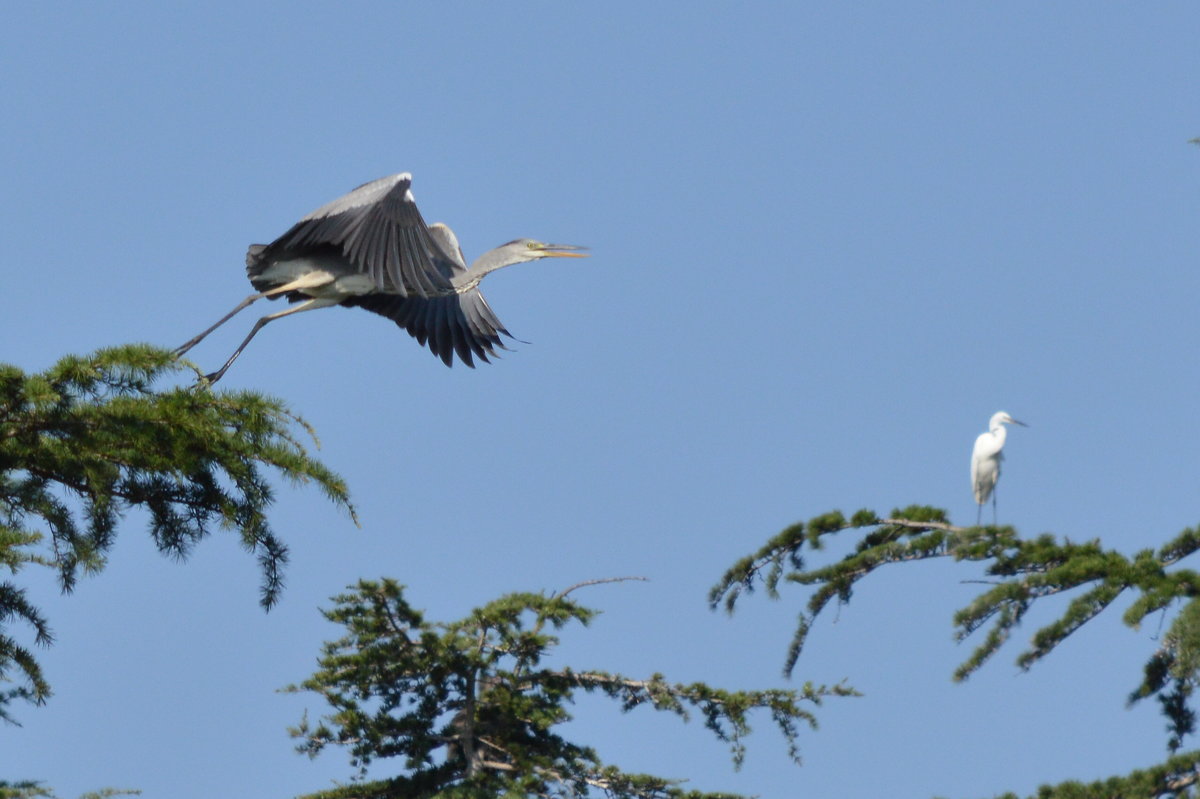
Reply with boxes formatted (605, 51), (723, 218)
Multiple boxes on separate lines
(453, 250), (523, 292)
(990, 425), (1007, 447)
(472, 248), (524, 278)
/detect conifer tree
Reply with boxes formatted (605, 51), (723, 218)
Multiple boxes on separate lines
(286, 577), (855, 798)
(710, 506), (1200, 798)
(0, 782), (138, 799)
(0, 345), (356, 722)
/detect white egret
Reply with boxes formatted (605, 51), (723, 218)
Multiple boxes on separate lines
(971, 411), (1028, 525)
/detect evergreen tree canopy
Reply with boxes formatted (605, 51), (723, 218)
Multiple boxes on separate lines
(0, 345), (356, 722)
(286, 577), (855, 799)
(711, 507), (1200, 798)
(0, 781), (138, 799)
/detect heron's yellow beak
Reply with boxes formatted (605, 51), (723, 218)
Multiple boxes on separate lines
(539, 244), (589, 258)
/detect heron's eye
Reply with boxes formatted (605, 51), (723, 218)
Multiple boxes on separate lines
(526, 241), (540, 250)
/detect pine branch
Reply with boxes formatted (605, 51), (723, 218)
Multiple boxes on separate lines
(552, 575), (649, 601)
(291, 580), (850, 798)
(0, 345), (356, 720)
(986, 748), (1200, 799)
(712, 506), (1200, 683)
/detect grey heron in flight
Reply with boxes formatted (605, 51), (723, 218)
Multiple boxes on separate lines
(176, 173), (588, 382)
(971, 411), (1028, 525)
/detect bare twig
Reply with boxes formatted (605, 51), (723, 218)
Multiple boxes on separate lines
(553, 576), (648, 601)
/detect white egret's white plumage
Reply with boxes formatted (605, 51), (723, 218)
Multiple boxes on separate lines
(175, 173), (588, 382)
(971, 411), (1028, 525)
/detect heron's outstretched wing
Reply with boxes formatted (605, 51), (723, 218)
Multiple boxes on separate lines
(343, 290), (512, 368)
(427, 223), (468, 271)
(262, 173), (458, 298)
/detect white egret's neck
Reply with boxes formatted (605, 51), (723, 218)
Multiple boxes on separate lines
(988, 412), (1012, 434)
(990, 424), (1008, 448)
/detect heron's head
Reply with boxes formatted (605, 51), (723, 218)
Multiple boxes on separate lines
(502, 239), (589, 264)
(991, 411), (1028, 430)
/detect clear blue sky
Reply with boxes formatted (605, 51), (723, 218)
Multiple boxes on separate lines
(4, 3), (1200, 797)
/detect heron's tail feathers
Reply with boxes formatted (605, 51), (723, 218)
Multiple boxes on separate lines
(245, 244), (268, 272)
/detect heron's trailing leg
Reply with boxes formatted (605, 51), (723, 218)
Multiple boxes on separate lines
(175, 295), (260, 356)
(175, 274), (334, 357)
(204, 296), (339, 384)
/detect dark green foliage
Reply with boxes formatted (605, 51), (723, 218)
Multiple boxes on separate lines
(0, 528), (51, 725)
(1130, 598), (1200, 753)
(0, 345), (356, 720)
(714, 506), (1200, 796)
(287, 578), (854, 798)
(982, 748), (1200, 798)
(0, 782), (139, 799)
(711, 508), (1200, 683)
